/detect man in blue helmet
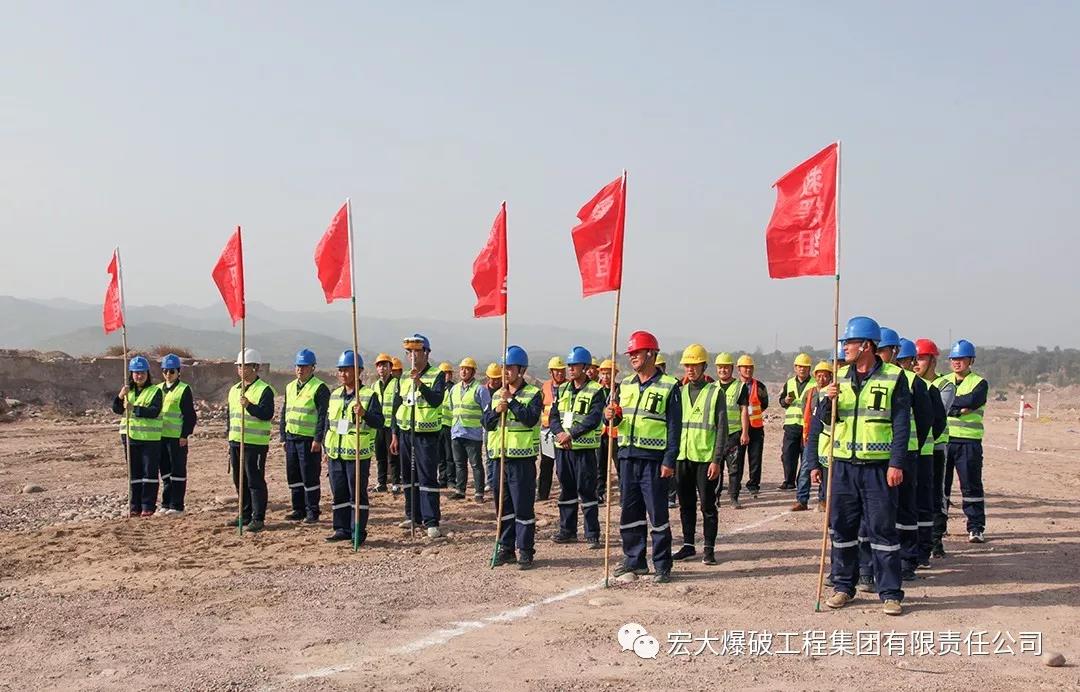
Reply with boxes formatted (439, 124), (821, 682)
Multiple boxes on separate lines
(807, 316), (911, 616)
(280, 349), (331, 524)
(483, 345), (544, 569)
(944, 339), (989, 543)
(157, 354), (197, 516)
(548, 346), (605, 549)
(390, 334), (448, 539)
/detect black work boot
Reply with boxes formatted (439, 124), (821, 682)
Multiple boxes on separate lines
(702, 547), (717, 565)
(672, 545), (696, 561)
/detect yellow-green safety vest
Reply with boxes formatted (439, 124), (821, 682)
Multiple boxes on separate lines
(450, 381), (484, 430)
(487, 383), (542, 459)
(160, 381), (189, 439)
(617, 373), (678, 452)
(441, 383), (454, 428)
(119, 384), (163, 442)
(831, 363), (905, 462)
(783, 377), (812, 427)
(285, 376), (327, 438)
(807, 387), (833, 468)
(931, 373), (951, 448)
(902, 370), (921, 453)
(377, 377), (399, 430)
(718, 380), (743, 435)
(555, 380), (603, 450)
(395, 366), (443, 433)
(678, 381), (720, 463)
(228, 378), (275, 446)
(324, 385), (377, 461)
(948, 371), (986, 441)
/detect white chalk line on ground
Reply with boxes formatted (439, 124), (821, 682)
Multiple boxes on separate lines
(289, 508), (793, 681)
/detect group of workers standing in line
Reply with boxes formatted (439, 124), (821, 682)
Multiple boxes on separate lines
(111, 318), (989, 612)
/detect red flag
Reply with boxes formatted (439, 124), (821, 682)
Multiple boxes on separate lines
(102, 249), (124, 334)
(212, 227), (245, 325)
(1024, 402), (1033, 410)
(571, 174), (626, 297)
(765, 143), (839, 279)
(471, 202), (507, 318)
(314, 201), (351, 303)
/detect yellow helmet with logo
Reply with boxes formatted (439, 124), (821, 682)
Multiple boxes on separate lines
(547, 356), (566, 370)
(680, 343), (708, 366)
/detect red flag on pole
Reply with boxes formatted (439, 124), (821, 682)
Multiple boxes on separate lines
(471, 202), (508, 318)
(102, 249), (124, 334)
(212, 227), (245, 325)
(571, 173), (626, 297)
(765, 143), (839, 279)
(314, 202), (351, 303)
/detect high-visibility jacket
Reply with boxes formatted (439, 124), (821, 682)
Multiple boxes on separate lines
(449, 381), (484, 430)
(831, 363), (904, 462)
(376, 377), (399, 430)
(718, 380), (743, 435)
(677, 381), (720, 463)
(948, 371), (986, 441)
(747, 380), (764, 429)
(228, 379), (275, 446)
(802, 385), (833, 466)
(617, 373), (678, 452)
(395, 366), (443, 433)
(782, 377), (812, 427)
(324, 385), (377, 461)
(555, 380), (603, 450)
(119, 384), (163, 442)
(284, 376), (326, 438)
(541, 379), (558, 428)
(441, 382), (454, 427)
(931, 373), (951, 448)
(902, 370), (921, 453)
(487, 383), (542, 459)
(160, 381), (189, 439)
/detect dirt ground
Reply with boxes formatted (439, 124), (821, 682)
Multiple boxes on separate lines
(1, 394), (1078, 691)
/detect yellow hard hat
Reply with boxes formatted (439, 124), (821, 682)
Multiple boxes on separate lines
(391, 357), (404, 371)
(485, 362), (502, 379)
(374, 352), (393, 365)
(737, 354), (755, 368)
(438, 361), (453, 374)
(794, 352), (813, 368)
(814, 360), (832, 374)
(547, 356), (566, 370)
(714, 352), (735, 366)
(599, 359), (617, 371)
(655, 353), (666, 366)
(459, 357), (477, 370)
(590, 357), (599, 367)
(680, 343), (708, 366)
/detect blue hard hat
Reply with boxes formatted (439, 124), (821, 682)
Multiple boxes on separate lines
(128, 356), (150, 372)
(949, 339), (976, 359)
(160, 354), (182, 370)
(896, 338), (916, 360)
(337, 350), (363, 369)
(841, 316), (881, 344)
(295, 349), (317, 366)
(505, 345), (529, 368)
(836, 341), (845, 362)
(877, 327), (900, 349)
(403, 333), (431, 351)
(566, 346), (592, 366)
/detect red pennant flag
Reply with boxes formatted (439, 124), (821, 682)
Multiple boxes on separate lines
(471, 202), (508, 318)
(102, 249), (124, 334)
(1024, 402), (1033, 410)
(571, 174), (626, 297)
(314, 201), (351, 303)
(765, 143), (839, 279)
(212, 227), (245, 325)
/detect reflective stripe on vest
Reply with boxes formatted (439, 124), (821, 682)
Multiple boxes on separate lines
(948, 372), (986, 441)
(617, 373), (678, 452)
(747, 380), (764, 428)
(377, 377), (399, 429)
(487, 383), (542, 459)
(160, 381), (189, 439)
(541, 380), (558, 428)
(902, 370), (920, 453)
(832, 363), (903, 462)
(783, 377), (812, 427)
(119, 384), (163, 442)
(323, 386), (376, 461)
(719, 380), (742, 435)
(931, 373), (951, 447)
(395, 367), (443, 433)
(450, 381), (483, 430)
(285, 377), (326, 438)
(556, 380), (603, 450)
(678, 381), (719, 463)
(441, 384), (454, 427)
(228, 379), (274, 445)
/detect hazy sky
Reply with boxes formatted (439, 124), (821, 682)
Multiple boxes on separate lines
(3, 2), (1077, 351)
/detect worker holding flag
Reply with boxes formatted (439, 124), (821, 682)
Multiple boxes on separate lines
(227, 348), (276, 533)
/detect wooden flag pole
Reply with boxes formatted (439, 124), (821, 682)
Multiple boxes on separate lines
(115, 248), (134, 517)
(345, 198), (364, 552)
(238, 317), (246, 536)
(490, 311), (509, 568)
(408, 348), (419, 540)
(602, 287), (622, 588)
(815, 140), (841, 611)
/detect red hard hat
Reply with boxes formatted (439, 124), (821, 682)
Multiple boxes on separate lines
(625, 330), (659, 354)
(915, 338), (940, 357)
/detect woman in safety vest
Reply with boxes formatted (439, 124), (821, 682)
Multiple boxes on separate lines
(111, 355), (164, 517)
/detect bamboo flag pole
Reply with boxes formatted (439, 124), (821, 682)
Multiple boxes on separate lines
(346, 198), (364, 552)
(490, 310), (509, 568)
(116, 248), (133, 517)
(814, 140), (842, 611)
(602, 169), (627, 588)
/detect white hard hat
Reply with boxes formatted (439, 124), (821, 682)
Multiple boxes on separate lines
(235, 348), (262, 365)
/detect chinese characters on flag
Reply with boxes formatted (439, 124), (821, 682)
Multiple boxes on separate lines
(765, 143), (838, 279)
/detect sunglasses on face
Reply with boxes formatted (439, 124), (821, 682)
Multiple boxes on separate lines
(163, 369), (179, 375)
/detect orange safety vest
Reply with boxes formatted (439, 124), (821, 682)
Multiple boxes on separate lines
(801, 385), (819, 445)
(748, 380), (764, 429)
(541, 379), (556, 428)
